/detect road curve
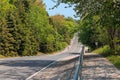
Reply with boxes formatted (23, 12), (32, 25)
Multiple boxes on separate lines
(0, 34), (82, 80)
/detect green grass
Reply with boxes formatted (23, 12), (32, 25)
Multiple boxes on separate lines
(93, 46), (120, 70)
(0, 54), (5, 58)
(107, 55), (120, 69)
(0, 54), (18, 59)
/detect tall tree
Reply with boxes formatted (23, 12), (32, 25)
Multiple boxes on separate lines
(56, 0), (120, 54)
(0, 0), (18, 56)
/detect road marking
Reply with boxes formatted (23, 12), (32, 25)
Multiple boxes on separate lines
(25, 50), (68, 80)
(25, 53), (80, 80)
(26, 46), (71, 80)
(26, 60), (58, 80)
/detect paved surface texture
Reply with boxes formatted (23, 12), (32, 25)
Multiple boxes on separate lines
(0, 34), (82, 80)
(82, 53), (120, 80)
(30, 57), (78, 80)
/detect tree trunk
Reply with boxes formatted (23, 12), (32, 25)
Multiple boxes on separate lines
(107, 27), (116, 52)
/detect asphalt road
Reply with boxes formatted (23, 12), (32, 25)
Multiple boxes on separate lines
(0, 34), (82, 80)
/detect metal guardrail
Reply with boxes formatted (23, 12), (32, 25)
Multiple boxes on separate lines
(73, 46), (85, 80)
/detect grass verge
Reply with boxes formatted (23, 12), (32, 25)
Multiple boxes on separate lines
(0, 54), (6, 58)
(93, 46), (120, 70)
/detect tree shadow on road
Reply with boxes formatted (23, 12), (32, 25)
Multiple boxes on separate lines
(82, 53), (120, 80)
(0, 54), (80, 80)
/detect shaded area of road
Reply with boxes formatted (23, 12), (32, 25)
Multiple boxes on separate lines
(0, 59), (53, 80)
(82, 53), (120, 80)
(0, 53), (81, 80)
(30, 56), (79, 80)
(0, 34), (82, 80)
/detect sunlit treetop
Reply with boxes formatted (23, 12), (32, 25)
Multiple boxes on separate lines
(55, 0), (120, 20)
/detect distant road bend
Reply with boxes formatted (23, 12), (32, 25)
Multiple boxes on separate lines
(0, 34), (82, 80)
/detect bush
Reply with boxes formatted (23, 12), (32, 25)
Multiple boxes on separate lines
(107, 56), (120, 69)
(116, 46), (120, 55)
(93, 45), (114, 57)
(93, 45), (120, 69)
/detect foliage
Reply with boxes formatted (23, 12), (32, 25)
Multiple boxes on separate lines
(49, 15), (77, 52)
(56, 0), (120, 55)
(0, 0), (18, 56)
(50, 15), (77, 43)
(93, 46), (114, 57)
(0, 54), (5, 58)
(107, 55), (120, 69)
(78, 16), (100, 49)
(0, 0), (77, 56)
(93, 46), (120, 69)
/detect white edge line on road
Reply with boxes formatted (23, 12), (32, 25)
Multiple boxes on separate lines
(25, 44), (81, 80)
(25, 53), (80, 80)
(25, 60), (58, 80)
(25, 46), (69, 80)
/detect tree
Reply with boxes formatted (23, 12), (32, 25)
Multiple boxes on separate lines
(0, 0), (18, 56)
(0, 0), (40, 56)
(78, 15), (101, 50)
(50, 15), (77, 43)
(0, 0), (78, 56)
(56, 0), (120, 54)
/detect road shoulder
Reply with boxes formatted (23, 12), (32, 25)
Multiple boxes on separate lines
(82, 53), (120, 80)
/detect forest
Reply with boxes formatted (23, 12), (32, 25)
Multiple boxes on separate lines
(1, 0), (120, 57)
(0, 0), (77, 56)
(56, 0), (120, 55)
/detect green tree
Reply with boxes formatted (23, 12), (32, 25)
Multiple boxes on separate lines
(0, 0), (18, 56)
(49, 15), (77, 51)
(78, 15), (100, 50)
(56, 0), (120, 54)
(0, 0), (39, 56)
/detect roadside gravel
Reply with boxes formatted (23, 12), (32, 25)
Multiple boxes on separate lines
(82, 53), (120, 80)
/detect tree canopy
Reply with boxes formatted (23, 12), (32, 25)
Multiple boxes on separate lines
(0, 0), (77, 56)
(56, 0), (120, 54)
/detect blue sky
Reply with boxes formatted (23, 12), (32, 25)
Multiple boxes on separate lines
(43, 0), (79, 20)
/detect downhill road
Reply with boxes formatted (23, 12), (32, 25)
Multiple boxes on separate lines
(0, 34), (82, 80)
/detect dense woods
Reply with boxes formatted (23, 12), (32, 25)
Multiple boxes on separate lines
(1, 0), (119, 57)
(57, 0), (120, 55)
(0, 0), (77, 56)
